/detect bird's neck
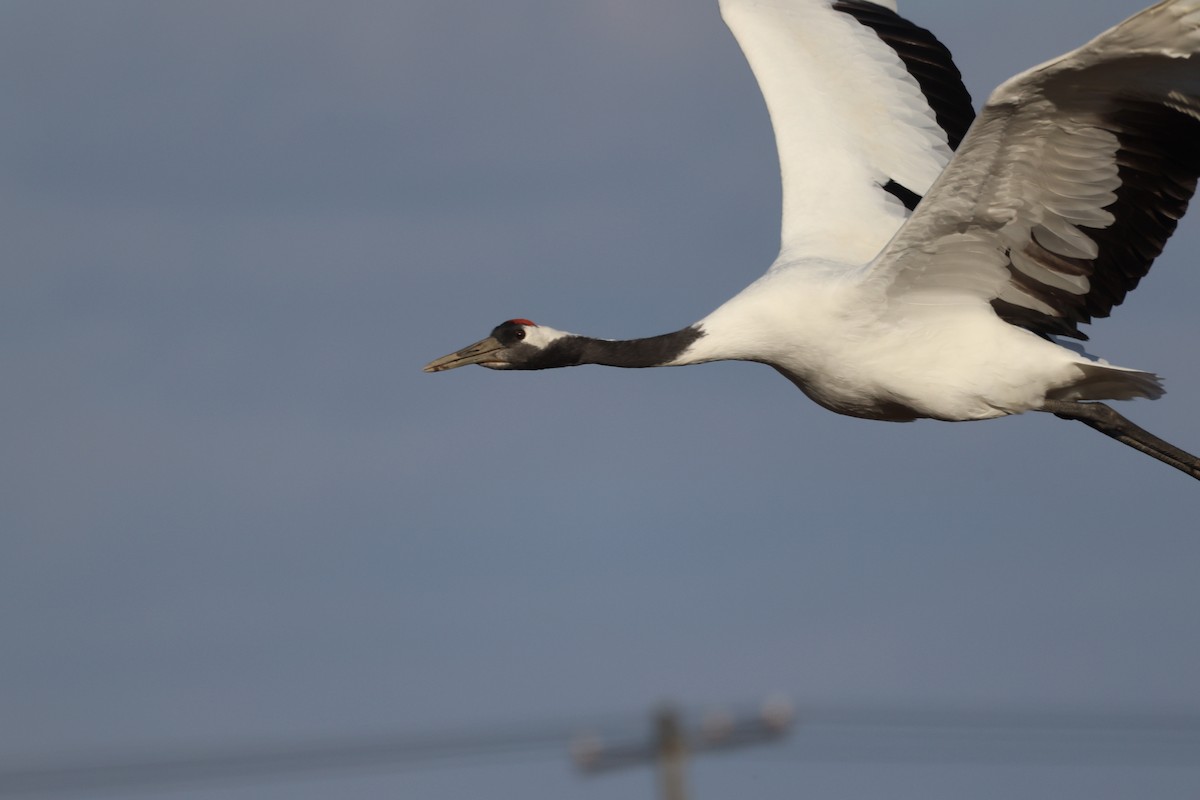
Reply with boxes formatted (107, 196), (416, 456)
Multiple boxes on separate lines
(546, 326), (706, 369)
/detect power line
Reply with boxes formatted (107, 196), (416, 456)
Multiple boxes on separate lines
(3, 704), (1199, 796)
(571, 703), (1200, 786)
(0, 721), (578, 797)
(749, 707), (1200, 767)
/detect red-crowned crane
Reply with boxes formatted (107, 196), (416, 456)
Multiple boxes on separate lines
(425, 0), (1200, 481)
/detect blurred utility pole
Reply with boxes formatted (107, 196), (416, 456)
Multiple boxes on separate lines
(656, 708), (687, 800)
(571, 699), (793, 800)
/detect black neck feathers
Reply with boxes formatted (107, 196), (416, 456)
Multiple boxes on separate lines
(530, 326), (704, 369)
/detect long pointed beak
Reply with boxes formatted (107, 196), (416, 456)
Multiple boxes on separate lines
(423, 336), (508, 373)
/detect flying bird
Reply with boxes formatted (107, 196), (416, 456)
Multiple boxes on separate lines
(425, 0), (1200, 481)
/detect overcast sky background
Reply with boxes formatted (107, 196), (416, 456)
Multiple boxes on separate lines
(4, 1), (1200, 798)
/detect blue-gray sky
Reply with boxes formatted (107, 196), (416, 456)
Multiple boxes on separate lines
(3, 1), (1199, 798)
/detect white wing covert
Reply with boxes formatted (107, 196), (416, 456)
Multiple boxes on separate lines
(870, 0), (1200, 340)
(720, 0), (973, 265)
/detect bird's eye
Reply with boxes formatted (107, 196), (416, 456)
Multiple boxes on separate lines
(513, 328), (526, 340)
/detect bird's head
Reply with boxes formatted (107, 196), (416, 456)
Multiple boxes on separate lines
(423, 319), (574, 372)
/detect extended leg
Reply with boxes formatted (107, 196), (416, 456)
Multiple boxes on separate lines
(1040, 400), (1200, 482)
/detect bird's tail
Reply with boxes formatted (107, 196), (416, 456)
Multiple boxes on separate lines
(1048, 363), (1165, 402)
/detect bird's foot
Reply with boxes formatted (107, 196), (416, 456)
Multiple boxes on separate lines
(1040, 400), (1200, 482)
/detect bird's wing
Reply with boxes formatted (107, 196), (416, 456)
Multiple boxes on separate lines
(869, 0), (1200, 340)
(720, 0), (974, 265)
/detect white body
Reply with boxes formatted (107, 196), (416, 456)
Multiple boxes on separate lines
(683, 263), (1128, 421)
